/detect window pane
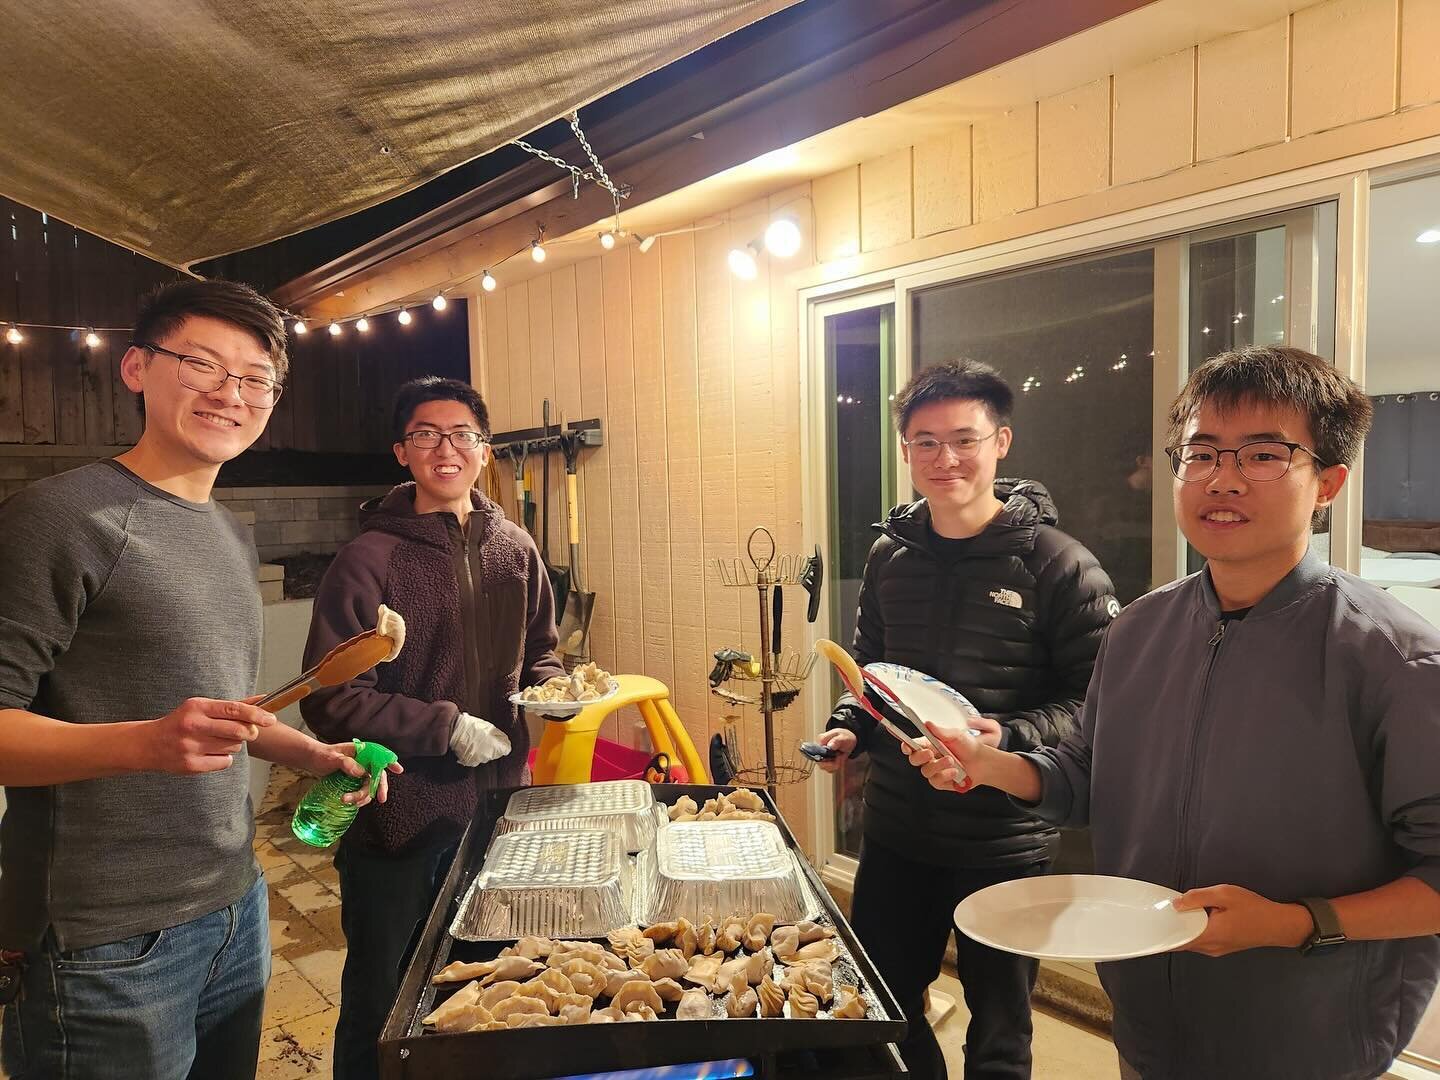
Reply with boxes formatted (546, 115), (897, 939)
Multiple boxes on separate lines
(824, 304), (896, 859)
(914, 248), (1156, 604)
(1364, 172), (1440, 1067)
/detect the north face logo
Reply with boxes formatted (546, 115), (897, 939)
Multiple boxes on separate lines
(1106, 597), (1122, 618)
(989, 588), (1022, 609)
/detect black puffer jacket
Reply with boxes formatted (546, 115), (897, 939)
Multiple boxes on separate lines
(827, 479), (1117, 867)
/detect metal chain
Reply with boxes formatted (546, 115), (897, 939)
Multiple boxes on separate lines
(567, 112), (627, 202)
(510, 111), (628, 204)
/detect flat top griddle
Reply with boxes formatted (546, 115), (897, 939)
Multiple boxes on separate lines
(379, 783), (908, 1080)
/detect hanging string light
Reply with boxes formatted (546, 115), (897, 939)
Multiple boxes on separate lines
(293, 319), (307, 335)
(328, 321), (342, 336)
(84, 329), (101, 348)
(397, 308), (412, 325)
(481, 271), (497, 292)
(6, 325), (24, 345)
(432, 293), (448, 311)
(355, 317), (370, 333)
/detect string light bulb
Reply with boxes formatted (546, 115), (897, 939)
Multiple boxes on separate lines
(637, 235), (656, 254)
(84, 329), (101, 348)
(432, 293), (448, 311)
(293, 319), (307, 335)
(530, 240), (547, 263)
(328, 321), (342, 336)
(355, 317), (370, 333)
(481, 271), (497, 292)
(397, 308), (412, 326)
(5, 325), (23, 345)
(599, 230), (616, 251)
(763, 216), (802, 258)
(727, 244), (759, 281)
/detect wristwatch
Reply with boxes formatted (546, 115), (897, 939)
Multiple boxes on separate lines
(1298, 897), (1346, 955)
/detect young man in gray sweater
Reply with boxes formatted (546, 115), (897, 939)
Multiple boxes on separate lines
(907, 346), (1440, 1079)
(0, 280), (389, 1080)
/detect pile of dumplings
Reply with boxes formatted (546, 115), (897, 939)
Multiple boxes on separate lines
(668, 788), (776, 823)
(519, 662), (615, 704)
(422, 912), (868, 1032)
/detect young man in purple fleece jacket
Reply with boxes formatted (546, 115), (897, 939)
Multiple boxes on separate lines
(301, 376), (565, 1080)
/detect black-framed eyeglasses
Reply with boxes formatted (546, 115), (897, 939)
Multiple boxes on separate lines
(1164, 440), (1330, 483)
(402, 429), (488, 451)
(133, 341), (282, 408)
(902, 430), (999, 462)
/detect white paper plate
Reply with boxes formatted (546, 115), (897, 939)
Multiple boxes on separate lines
(509, 680), (620, 716)
(862, 662), (981, 731)
(954, 874), (1208, 962)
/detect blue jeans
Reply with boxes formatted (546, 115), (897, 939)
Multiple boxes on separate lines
(1, 873), (269, 1080)
(334, 834), (457, 1080)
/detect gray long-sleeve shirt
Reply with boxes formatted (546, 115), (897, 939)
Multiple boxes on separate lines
(0, 461), (260, 951)
(1027, 551), (1440, 1080)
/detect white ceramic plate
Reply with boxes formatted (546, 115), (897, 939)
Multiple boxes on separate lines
(862, 662), (981, 733)
(509, 679), (620, 716)
(954, 874), (1208, 962)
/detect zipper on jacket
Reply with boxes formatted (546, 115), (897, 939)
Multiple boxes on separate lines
(1174, 618), (1228, 887)
(452, 517), (483, 718)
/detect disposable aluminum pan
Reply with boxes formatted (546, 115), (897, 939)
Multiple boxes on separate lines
(642, 820), (810, 924)
(450, 829), (631, 941)
(490, 780), (658, 853)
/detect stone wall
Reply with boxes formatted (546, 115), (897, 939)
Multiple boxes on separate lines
(212, 484), (389, 564)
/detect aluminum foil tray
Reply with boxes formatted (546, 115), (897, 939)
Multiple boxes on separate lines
(450, 829), (631, 941)
(491, 780), (658, 853)
(641, 820), (811, 924)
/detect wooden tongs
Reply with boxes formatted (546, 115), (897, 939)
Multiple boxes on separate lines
(256, 605), (406, 713)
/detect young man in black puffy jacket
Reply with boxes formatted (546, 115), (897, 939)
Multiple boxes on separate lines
(815, 359), (1116, 1079)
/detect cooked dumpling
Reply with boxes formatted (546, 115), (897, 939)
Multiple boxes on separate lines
(695, 920), (716, 956)
(723, 974), (758, 1018)
(506, 1012), (564, 1028)
(434, 954), (541, 985)
(726, 788), (765, 812)
(477, 980), (522, 1009)
(501, 936), (555, 960)
(715, 916), (746, 953)
(684, 953), (724, 992)
(677, 987), (714, 1019)
(770, 925), (800, 961)
(787, 985), (820, 1018)
(642, 920), (680, 945)
(604, 968), (652, 999)
(491, 996), (549, 1022)
(638, 948), (687, 981)
(743, 947), (774, 987)
(611, 980), (665, 1015)
(715, 955), (749, 989)
(650, 977), (686, 1004)
(668, 795), (699, 821)
(780, 960), (833, 1004)
(422, 980), (482, 1026)
(780, 939), (840, 966)
(558, 1001), (593, 1025)
(675, 917), (700, 959)
(559, 959), (608, 1000)
(795, 921), (836, 945)
(757, 978), (786, 1018)
(742, 914), (776, 952)
(432, 1001), (493, 1033)
(832, 985), (867, 1019)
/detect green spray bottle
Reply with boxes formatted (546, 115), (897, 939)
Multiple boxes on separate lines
(291, 739), (398, 848)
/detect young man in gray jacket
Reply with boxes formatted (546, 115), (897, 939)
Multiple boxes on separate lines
(907, 346), (1440, 1080)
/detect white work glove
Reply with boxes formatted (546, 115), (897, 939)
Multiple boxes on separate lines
(450, 712), (512, 767)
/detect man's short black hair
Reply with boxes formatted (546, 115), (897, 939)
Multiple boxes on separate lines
(892, 359), (1014, 434)
(391, 376), (491, 443)
(133, 279), (289, 382)
(1167, 345), (1373, 467)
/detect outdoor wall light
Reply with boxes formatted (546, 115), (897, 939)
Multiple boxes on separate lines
(728, 244), (759, 280)
(764, 216), (802, 258)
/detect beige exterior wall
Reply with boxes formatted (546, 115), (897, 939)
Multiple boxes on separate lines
(474, 0), (1440, 849)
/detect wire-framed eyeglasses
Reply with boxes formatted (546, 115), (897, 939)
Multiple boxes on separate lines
(402, 429), (488, 451)
(134, 341), (281, 408)
(1164, 440), (1329, 483)
(902, 430), (999, 462)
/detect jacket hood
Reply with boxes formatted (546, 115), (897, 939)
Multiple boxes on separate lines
(879, 478), (1058, 555)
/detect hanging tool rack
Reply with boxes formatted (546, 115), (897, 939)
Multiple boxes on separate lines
(709, 526), (824, 800)
(487, 417), (604, 460)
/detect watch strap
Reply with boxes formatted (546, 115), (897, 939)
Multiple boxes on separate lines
(1298, 896), (1345, 954)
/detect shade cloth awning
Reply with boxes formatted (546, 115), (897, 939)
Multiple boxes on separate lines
(0, 0), (795, 269)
